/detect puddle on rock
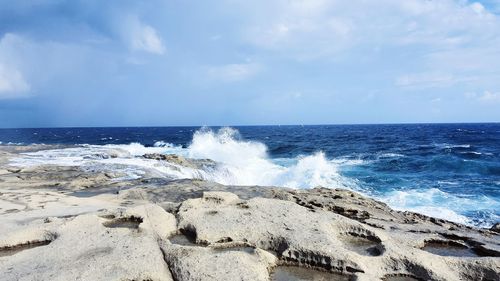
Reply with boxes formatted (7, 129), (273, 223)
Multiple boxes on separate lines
(422, 241), (479, 257)
(0, 240), (52, 257)
(103, 216), (143, 229)
(169, 234), (197, 246)
(271, 266), (351, 281)
(339, 234), (383, 256)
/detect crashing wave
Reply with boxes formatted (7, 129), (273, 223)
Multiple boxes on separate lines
(8, 127), (498, 227)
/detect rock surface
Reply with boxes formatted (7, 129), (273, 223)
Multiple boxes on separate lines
(162, 243), (277, 281)
(0, 146), (499, 281)
(492, 223), (500, 233)
(143, 153), (217, 170)
(0, 204), (176, 281)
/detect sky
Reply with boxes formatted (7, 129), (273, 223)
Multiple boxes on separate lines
(0, 0), (500, 128)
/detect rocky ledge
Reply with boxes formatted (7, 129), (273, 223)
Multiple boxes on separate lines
(0, 147), (499, 280)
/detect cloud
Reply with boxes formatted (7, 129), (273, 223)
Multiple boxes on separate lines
(396, 72), (477, 89)
(0, 32), (100, 99)
(206, 62), (261, 82)
(0, 1), (167, 56)
(0, 63), (30, 98)
(464, 90), (500, 103)
(478, 91), (500, 103)
(0, 34), (30, 99)
(396, 72), (455, 88)
(1, 0), (500, 126)
(238, 0), (500, 67)
(125, 16), (166, 55)
(243, 0), (353, 60)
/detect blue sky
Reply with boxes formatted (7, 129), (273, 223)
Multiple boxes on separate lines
(0, 0), (500, 127)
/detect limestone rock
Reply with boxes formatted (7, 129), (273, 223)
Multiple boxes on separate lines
(1, 146), (499, 281)
(161, 243), (277, 281)
(176, 191), (500, 281)
(143, 153), (216, 170)
(0, 205), (177, 281)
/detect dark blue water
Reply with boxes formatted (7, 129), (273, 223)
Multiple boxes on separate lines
(1, 123), (499, 227)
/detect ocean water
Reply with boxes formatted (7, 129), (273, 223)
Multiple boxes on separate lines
(1, 124), (499, 227)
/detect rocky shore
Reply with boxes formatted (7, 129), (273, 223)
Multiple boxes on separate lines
(0, 146), (499, 281)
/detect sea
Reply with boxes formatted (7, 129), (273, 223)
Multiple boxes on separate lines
(1, 123), (499, 228)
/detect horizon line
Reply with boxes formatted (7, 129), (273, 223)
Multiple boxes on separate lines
(1, 121), (499, 130)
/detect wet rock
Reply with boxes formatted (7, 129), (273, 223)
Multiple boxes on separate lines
(490, 223), (500, 233)
(6, 168), (22, 173)
(142, 153), (217, 170)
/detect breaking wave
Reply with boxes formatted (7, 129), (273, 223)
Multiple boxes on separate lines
(10, 127), (359, 189)
(379, 188), (499, 227)
(8, 127), (498, 227)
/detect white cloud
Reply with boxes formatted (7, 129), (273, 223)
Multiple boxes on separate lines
(396, 72), (477, 89)
(478, 91), (500, 102)
(397, 72), (454, 88)
(243, 0), (353, 60)
(464, 91), (500, 103)
(464, 92), (477, 99)
(206, 62), (261, 82)
(0, 63), (30, 99)
(238, 0), (500, 66)
(125, 16), (166, 55)
(471, 2), (487, 14)
(0, 34), (31, 99)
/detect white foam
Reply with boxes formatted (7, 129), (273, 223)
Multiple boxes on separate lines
(153, 141), (171, 147)
(461, 151), (482, 155)
(379, 188), (499, 226)
(440, 143), (471, 149)
(378, 153), (405, 158)
(185, 127), (357, 188)
(9, 127), (358, 190)
(437, 180), (459, 186)
(25, 141), (188, 174)
(8, 127), (496, 227)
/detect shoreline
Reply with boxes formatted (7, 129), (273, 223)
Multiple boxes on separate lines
(0, 145), (499, 280)
(1, 142), (496, 228)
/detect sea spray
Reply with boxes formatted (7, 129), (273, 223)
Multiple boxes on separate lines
(184, 127), (354, 188)
(7, 125), (500, 227)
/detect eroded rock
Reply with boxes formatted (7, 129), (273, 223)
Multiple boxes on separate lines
(0, 145), (498, 281)
(175, 192), (500, 281)
(0, 204), (177, 281)
(161, 243), (276, 281)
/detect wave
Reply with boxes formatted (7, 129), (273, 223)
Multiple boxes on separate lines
(379, 188), (499, 227)
(10, 127), (358, 189)
(8, 127), (498, 227)
(0, 141), (26, 145)
(186, 127), (358, 188)
(377, 153), (405, 158)
(443, 144), (471, 149)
